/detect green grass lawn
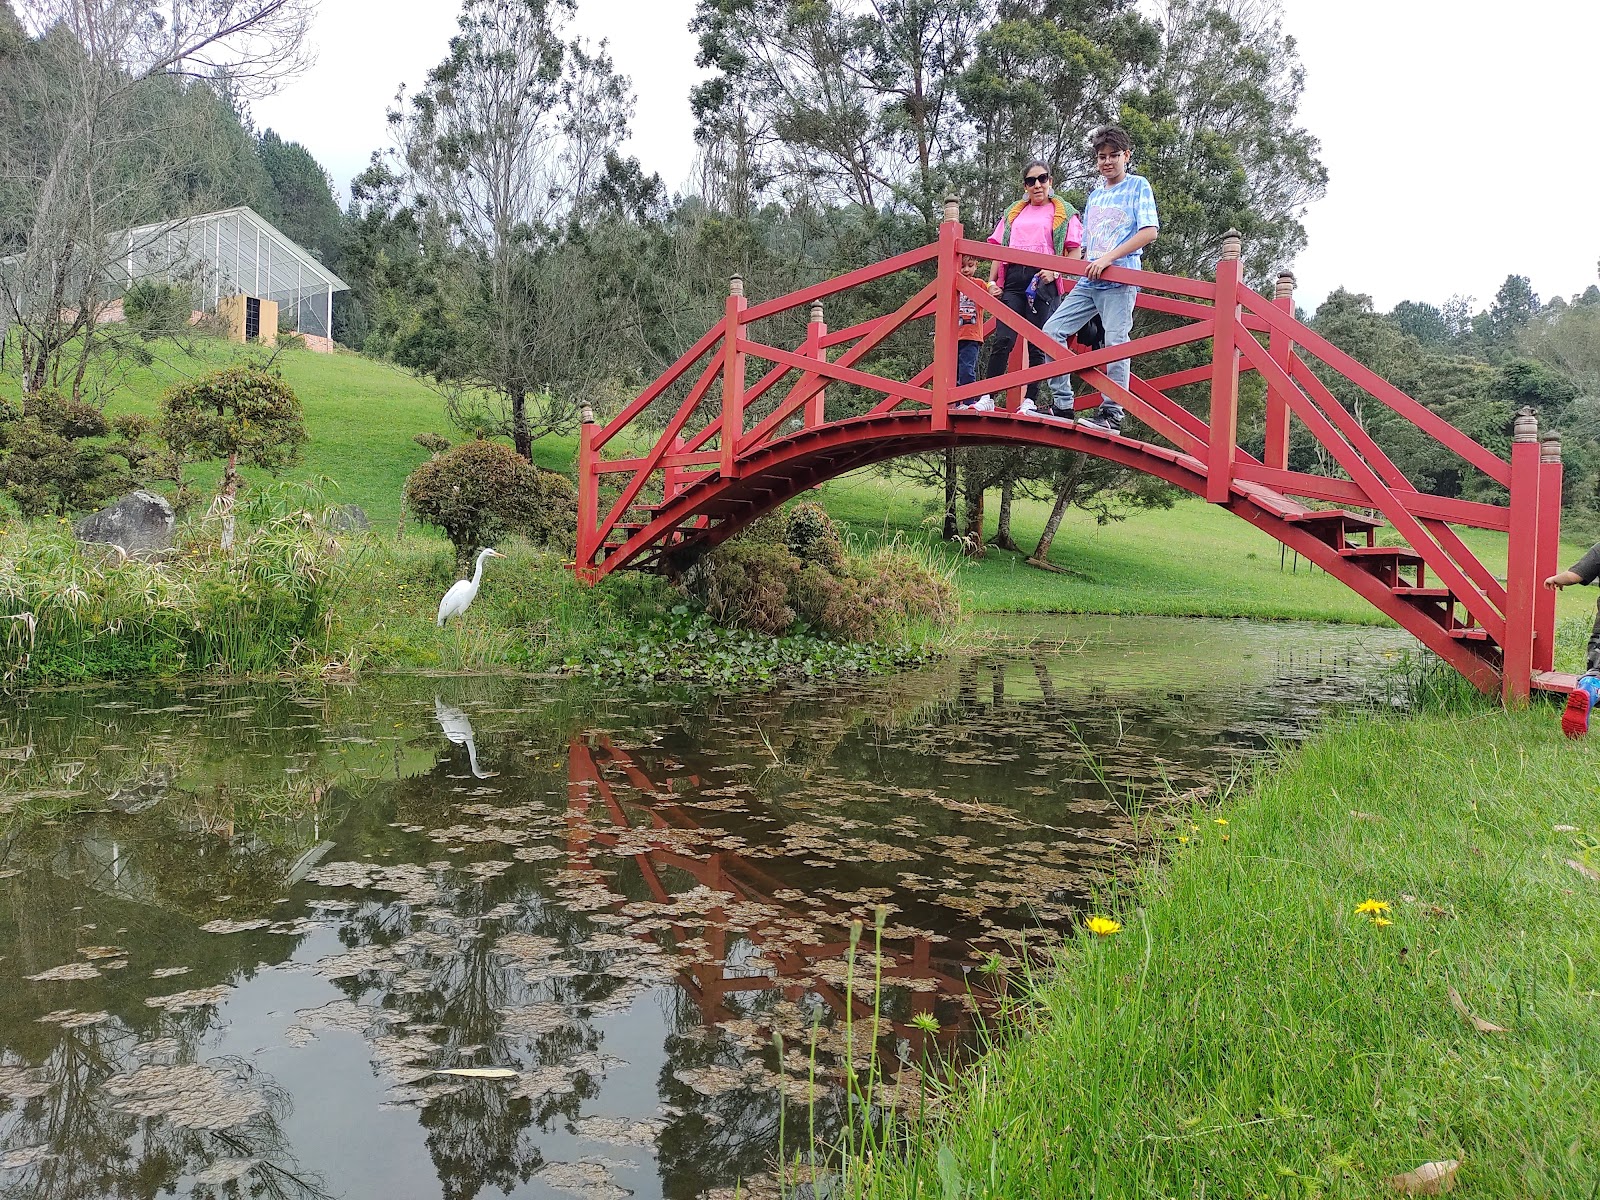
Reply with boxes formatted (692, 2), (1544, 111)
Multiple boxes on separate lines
(4, 337), (575, 527)
(12, 334), (1597, 636)
(847, 698), (1600, 1199)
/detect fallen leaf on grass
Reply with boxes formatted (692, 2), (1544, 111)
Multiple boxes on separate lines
(1553, 824), (1578, 833)
(1566, 859), (1600, 883)
(1387, 1158), (1459, 1194)
(1447, 987), (1507, 1034)
(431, 1067), (518, 1080)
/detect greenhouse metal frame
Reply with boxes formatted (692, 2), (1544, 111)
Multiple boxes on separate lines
(116, 205), (348, 340)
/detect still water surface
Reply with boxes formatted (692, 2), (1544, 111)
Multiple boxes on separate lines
(0, 616), (1415, 1199)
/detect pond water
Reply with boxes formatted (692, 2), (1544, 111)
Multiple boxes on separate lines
(0, 615), (1417, 1200)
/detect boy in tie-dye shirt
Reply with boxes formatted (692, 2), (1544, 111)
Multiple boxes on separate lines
(1041, 125), (1159, 433)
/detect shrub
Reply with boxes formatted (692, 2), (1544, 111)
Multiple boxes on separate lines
(691, 503), (958, 642)
(784, 500), (844, 569)
(403, 437), (577, 571)
(695, 541), (799, 634)
(123, 280), (194, 338)
(0, 391), (149, 517)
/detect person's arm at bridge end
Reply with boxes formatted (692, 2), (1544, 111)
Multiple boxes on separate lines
(1085, 225), (1157, 280)
(1551, 544), (1600, 589)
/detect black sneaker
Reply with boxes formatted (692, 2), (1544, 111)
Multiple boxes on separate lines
(1045, 403), (1075, 422)
(1080, 409), (1124, 435)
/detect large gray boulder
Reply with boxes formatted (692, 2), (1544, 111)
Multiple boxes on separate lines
(331, 504), (370, 533)
(74, 489), (175, 555)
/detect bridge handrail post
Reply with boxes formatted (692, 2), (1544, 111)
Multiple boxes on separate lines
(805, 301), (827, 427)
(931, 196), (962, 432)
(1503, 407), (1542, 704)
(1206, 230), (1244, 503)
(1534, 431), (1563, 673)
(576, 402), (599, 579)
(719, 276), (747, 479)
(1264, 270), (1295, 470)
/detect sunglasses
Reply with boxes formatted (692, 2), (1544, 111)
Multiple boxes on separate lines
(1024, 173), (1050, 186)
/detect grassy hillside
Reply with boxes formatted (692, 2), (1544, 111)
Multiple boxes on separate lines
(9, 335), (1598, 631)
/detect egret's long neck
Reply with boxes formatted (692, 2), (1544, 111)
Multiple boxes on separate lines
(471, 552), (488, 587)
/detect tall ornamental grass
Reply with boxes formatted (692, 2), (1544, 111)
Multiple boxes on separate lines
(1, 487), (346, 684)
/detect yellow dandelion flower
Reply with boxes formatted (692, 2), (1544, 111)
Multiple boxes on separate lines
(1177, 836), (1189, 844)
(1355, 899), (1392, 916)
(1214, 818), (1228, 826)
(1085, 916), (1122, 937)
(1220, 834), (1229, 842)
(1371, 916), (1393, 927)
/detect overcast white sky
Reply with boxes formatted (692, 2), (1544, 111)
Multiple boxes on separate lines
(252, 0), (1600, 315)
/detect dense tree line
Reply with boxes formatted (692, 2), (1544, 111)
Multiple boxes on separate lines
(4, 0), (1599, 540)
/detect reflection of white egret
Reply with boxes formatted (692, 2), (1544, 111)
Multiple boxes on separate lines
(434, 697), (497, 778)
(437, 548), (505, 627)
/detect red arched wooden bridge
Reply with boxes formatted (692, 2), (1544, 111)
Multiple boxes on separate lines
(574, 201), (1571, 705)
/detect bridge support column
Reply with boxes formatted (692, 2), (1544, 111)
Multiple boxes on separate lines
(805, 301), (827, 427)
(720, 276), (747, 479)
(1264, 271), (1295, 471)
(1534, 432), (1564, 674)
(1206, 230), (1243, 503)
(931, 196), (961, 433)
(1504, 407), (1542, 705)
(576, 402), (599, 582)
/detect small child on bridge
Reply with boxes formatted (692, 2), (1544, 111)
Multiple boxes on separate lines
(955, 254), (988, 402)
(1544, 547), (1600, 736)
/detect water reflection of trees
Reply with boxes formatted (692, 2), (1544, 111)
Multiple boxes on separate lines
(0, 1008), (329, 1200)
(0, 644), (1400, 1200)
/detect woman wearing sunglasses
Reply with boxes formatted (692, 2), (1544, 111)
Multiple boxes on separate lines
(973, 160), (1082, 412)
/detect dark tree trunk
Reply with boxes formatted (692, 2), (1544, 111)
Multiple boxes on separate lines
(942, 447), (959, 540)
(1032, 454), (1086, 564)
(992, 475), (1020, 551)
(962, 470), (985, 557)
(511, 384), (531, 459)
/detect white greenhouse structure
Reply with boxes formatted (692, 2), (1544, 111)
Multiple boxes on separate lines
(114, 205), (348, 346)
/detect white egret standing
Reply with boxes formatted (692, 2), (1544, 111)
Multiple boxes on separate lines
(437, 548), (505, 627)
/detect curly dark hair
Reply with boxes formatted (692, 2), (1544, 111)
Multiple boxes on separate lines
(1089, 125), (1133, 157)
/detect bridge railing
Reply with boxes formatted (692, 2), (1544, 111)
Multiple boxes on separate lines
(577, 199), (1562, 698)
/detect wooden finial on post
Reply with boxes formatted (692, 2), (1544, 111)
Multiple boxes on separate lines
(580, 402), (595, 425)
(1541, 431), (1562, 463)
(810, 300), (824, 326)
(729, 275), (744, 299)
(1513, 406), (1538, 442)
(1274, 271), (1296, 300)
(943, 195), (959, 225)
(1221, 229), (1243, 262)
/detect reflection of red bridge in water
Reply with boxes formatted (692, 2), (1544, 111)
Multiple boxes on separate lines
(565, 735), (973, 1055)
(575, 203), (1572, 705)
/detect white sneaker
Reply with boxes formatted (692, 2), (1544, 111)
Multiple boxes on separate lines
(973, 396), (995, 412)
(1018, 397), (1038, 414)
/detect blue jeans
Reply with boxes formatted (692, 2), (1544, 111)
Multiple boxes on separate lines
(1042, 283), (1137, 420)
(957, 339), (982, 388)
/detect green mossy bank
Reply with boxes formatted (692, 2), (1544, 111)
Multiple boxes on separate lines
(845, 697), (1600, 1199)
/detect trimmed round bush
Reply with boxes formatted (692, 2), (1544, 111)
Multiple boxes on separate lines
(403, 437), (576, 570)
